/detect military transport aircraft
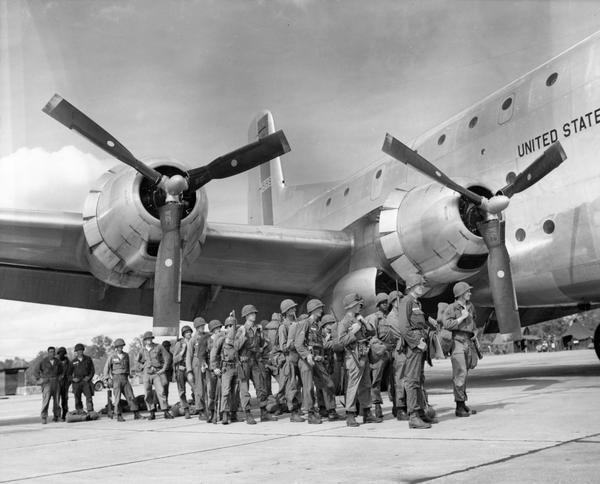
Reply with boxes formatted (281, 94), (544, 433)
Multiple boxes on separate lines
(1, 31), (600, 359)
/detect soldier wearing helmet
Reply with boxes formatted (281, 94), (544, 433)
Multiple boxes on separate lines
(172, 325), (194, 419)
(136, 331), (173, 420)
(103, 338), (140, 421)
(365, 292), (389, 419)
(274, 299), (303, 421)
(442, 281), (479, 417)
(70, 343), (95, 414)
(186, 316), (210, 420)
(56, 347), (70, 421)
(204, 320), (223, 423)
(395, 273), (435, 429)
(295, 299), (342, 423)
(210, 314), (239, 424)
(319, 314), (344, 398)
(260, 313), (281, 402)
(338, 293), (382, 427)
(234, 304), (277, 424)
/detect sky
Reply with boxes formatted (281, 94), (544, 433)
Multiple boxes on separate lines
(2, 0), (600, 359)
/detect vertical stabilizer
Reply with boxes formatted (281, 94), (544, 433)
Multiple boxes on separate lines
(247, 111), (285, 224)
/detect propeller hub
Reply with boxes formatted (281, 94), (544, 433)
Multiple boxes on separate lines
(164, 174), (189, 196)
(480, 195), (510, 214)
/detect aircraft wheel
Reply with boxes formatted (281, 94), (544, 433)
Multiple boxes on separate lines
(594, 324), (600, 361)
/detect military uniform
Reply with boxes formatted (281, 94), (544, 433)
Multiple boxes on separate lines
(366, 308), (388, 412)
(275, 316), (300, 414)
(70, 354), (95, 412)
(186, 325), (210, 415)
(210, 330), (238, 422)
(205, 321), (222, 422)
(173, 336), (192, 415)
(161, 342), (173, 404)
(235, 323), (271, 415)
(137, 342), (170, 412)
(34, 354), (62, 422)
(261, 316), (281, 397)
(56, 350), (70, 420)
(379, 302), (407, 417)
(104, 349), (139, 419)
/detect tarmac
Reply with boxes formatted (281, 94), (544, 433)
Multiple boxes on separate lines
(0, 350), (598, 483)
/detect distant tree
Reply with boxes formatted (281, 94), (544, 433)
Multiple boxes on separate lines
(87, 335), (114, 359)
(24, 350), (47, 385)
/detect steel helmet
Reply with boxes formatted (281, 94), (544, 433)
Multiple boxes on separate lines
(224, 316), (237, 327)
(453, 281), (473, 298)
(342, 293), (364, 310)
(181, 325), (193, 336)
(193, 316), (206, 329)
(405, 273), (427, 290)
(208, 320), (222, 332)
(113, 338), (125, 347)
(280, 299), (297, 314)
(306, 299), (324, 313)
(319, 314), (336, 328)
(271, 313), (281, 322)
(74, 343), (85, 351)
(57, 346), (67, 355)
(375, 292), (388, 305)
(388, 290), (401, 305)
(142, 331), (154, 341)
(241, 304), (258, 318)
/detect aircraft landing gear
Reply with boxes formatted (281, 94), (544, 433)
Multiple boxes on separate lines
(594, 324), (600, 361)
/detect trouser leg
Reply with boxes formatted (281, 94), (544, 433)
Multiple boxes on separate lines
(59, 382), (69, 417)
(357, 357), (372, 409)
(206, 372), (216, 411)
(73, 382), (83, 410)
(393, 350), (407, 409)
(370, 353), (388, 404)
(192, 363), (206, 410)
(176, 369), (189, 409)
(250, 361), (268, 408)
(143, 374), (156, 410)
(81, 382), (94, 411)
(113, 376), (123, 412)
(284, 361), (300, 410)
(40, 382), (51, 418)
(261, 362), (273, 397)
(345, 353), (369, 412)
(451, 341), (469, 402)
(313, 362), (336, 410)
(152, 374), (168, 410)
(221, 367), (236, 412)
(404, 347), (425, 414)
(298, 359), (315, 412)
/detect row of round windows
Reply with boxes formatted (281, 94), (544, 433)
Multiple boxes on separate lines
(515, 220), (555, 242)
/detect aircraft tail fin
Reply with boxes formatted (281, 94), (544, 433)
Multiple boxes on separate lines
(247, 111), (286, 225)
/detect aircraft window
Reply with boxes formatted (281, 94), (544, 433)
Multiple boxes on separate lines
(543, 220), (555, 234)
(501, 97), (512, 110)
(515, 228), (526, 241)
(469, 117), (478, 129)
(546, 73), (558, 87)
(506, 172), (517, 184)
(375, 169), (382, 179)
(344, 188), (350, 196)
(326, 197), (332, 206)
(437, 134), (446, 145)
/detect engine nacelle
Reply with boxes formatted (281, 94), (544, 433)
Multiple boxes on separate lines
(378, 181), (489, 292)
(329, 267), (378, 319)
(82, 159), (208, 288)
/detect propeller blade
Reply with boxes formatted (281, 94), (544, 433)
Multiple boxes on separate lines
(188, 130), (290, 190)
(382, 133), (484, 206)
(153, 203), (183, 337)
(477, 218), (521, 338)
(42, 94), (163, 185)
(500, 141), (566, 198)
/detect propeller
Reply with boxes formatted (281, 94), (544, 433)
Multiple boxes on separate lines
(43, 94), (291, 336)
(382, 133), (566, 336)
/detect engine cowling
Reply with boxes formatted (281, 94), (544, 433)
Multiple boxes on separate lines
(378, 181), (491, 293)
(82, 159), (208, 288)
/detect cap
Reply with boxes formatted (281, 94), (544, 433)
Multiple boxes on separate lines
(113, 338), (125, 347)
(306, 299), (324, 313)
(193, 317), (206, 329)
(142, 331), (154, 341)
(241, 304), (258, 318)
(208, 319), (222, 332)
(280, 299), (297, 314)
(405, 273), (427, 290)
(181, 325), (193, 336)
(342, 293), (364, 310)
(453, 281), (473, 298)
(74, 343), (85, 351)
(375, 292), (388, 305)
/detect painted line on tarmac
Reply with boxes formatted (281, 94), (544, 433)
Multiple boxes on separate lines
(409, 431), (600, 483)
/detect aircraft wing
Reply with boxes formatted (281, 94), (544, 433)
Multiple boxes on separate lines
(0, 209), (352, 319)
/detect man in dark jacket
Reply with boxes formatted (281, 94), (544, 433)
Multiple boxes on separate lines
(70, 343), (95, 413)
(56, 347), (70, 421)
(34, 346), (62, 423)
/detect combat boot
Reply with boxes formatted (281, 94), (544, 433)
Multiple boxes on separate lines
(346, 412), (359, 427)
(328, 409), (342, 421)
(117, 414), (125, 422)
(197, 409), (206, 421)
(396, 408), (409, 421)
(260, 408), (278, 422)
(307, 411), (322, 424)
(245, 411), (257, 425)
(363, 408), (383, 424)
(61, 410), (67, 422)
(133, 411), (141, 420)
(455, 402), (470, 417)
(463, 403), (477, 415)
(164, 410), (174, 419)
(374, 403), (383, 419)
(319, 406), (329, 418)
(41, 417), (47, 424)
(290, 411), (305, 422)
(230, 412), (239, 423)
(207, 410), (214, 423)
(184, 408), (191, 419)
(420, 407), (439, 424)
(148, 410), (156, 420)
(52, 416), (59, 423)
(409, 412), (431, 429)
(222, 411), (230, 425)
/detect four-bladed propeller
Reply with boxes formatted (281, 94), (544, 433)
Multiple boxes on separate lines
(43, 94), (290, 335)
(382, 133), (566, 336)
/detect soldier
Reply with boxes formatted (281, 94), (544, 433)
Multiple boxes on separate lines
(320, 314), (344, 397)
(295, 299), (341, 423)
(443, 281), (479, 417)
(161, 340), (173, 405)
(260, 313), (281, 399)
(205, 319), (223, 423)
(186, 317), (209, 420)
(275, 299), (303, 422)
(136, 332), (173, 420)
(103, 338), (140, 421)
(56, 347), (70, 421)
(397, 274), (433, 429)
(338, 293), (382, 427)
(235, 305), (277, 424)
(173, 326), (194, 419)
(366, 292), (389, 419)
(210, 315), (238, 425)
(33, 346), (62, 424)
(70, 343), (95, 413)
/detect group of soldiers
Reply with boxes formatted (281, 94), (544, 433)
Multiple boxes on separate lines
(35, 276), (481, 428)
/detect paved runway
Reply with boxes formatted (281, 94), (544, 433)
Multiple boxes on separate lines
(0, 350), (598, 483)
